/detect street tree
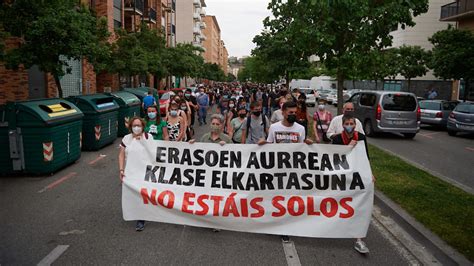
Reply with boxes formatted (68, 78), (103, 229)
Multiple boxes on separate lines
(167, 43), (204, 87)
(1, 0), (110, 98)
(396, 45), (429, 92)
(265, 0), (429, 113)
(429, 26), (474, 101)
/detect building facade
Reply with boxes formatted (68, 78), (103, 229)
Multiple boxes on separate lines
(202, 16), (228, 73)
(176, 0), (206, 51)
(0, 0), (177, 104)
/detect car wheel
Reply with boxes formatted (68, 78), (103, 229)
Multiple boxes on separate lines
(403, 133), (416, 139)
(447, 130), (457, 136)
(364, 120), (375, 137)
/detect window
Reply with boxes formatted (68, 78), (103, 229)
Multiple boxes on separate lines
(442, 101), (458, 111)
(359, 93), (376, 107)
(382, 94), (417, 111)
(113, 0), (122, 29)
(455, 103), (474, 114)
(349, 93), (360, 105)
(419, 101), (441, 110)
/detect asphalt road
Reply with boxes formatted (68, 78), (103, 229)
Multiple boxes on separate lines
(321, 105), (474, 192)
(0, 107), (420, 265)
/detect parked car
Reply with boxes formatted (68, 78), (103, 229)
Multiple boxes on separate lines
(348, 91), (420, 138)
(419, 100), (458, 127)
(447, 102), (474, 136)
(157, 90), (176, 116)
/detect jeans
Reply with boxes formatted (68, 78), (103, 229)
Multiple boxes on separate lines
(198, 106), (207, 124)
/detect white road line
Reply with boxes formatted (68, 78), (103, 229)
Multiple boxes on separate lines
(37, 245), (69, 266)
(282, 239), (302, 266)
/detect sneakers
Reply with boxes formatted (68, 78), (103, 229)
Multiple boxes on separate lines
(281, 235), (290, 243)
(354, 239), (369, 254)
(135, 220), (145, 232)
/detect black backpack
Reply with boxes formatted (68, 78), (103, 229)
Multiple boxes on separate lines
(246, 115), (268, 140)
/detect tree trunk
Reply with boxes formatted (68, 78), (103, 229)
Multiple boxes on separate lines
(352, 79), (356, 90)
(337, 70), (344, 115)
(184, 77), (188, 88)
(285, 71), (290, 89)
(375, 80), (378, 91)
(464, 79), (470, 102)
(54, 74), (63, 98)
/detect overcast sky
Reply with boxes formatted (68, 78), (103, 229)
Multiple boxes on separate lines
(204, 0), (271, 58)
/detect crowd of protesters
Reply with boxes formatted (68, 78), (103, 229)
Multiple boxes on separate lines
(118, 83), (374, 254)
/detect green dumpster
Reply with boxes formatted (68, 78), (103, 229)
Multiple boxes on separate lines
(107, 91), (141, 137)
(68, 94), (119, 151)
(0, 105), (13, 175)
(0, 99), (83, 175)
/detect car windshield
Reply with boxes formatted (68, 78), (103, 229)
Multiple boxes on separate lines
(382, 94), (417, 111)
(419, 101), (441, 110)
(455, 103), (474, 114)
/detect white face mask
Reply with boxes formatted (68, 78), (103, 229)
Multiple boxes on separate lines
(132, 126), (143, 135)
(318, 104), (325, 110)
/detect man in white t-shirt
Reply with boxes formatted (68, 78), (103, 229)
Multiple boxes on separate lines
(264, 101), (312, 144)
(326, 102), (364, 139)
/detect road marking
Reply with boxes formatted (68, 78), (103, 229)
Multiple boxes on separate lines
(38, 172), (77, 193)
(37, 245), (69, 266)
(466, 147), (474, 152)
(418, 132), (441, 139)
(88, 154), (107, 165)
(282, 239), (301, 266)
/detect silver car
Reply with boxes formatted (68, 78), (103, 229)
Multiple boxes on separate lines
(348, 91), (420, 138)
(419, 100), (458, 127)
(447, 102), (474, 136)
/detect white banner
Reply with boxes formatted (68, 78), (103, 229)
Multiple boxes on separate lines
(122, 140), (374, 238)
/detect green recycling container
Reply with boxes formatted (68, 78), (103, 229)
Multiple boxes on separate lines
(0, 105), (13, 175)
(0, 99), (83, 175)
(108, 91), (141, 137)
(68, 94), (119, 151)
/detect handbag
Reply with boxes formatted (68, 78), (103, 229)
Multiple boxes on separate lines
(315, 112), (331, 142)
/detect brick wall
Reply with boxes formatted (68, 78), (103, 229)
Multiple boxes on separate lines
(82, 60), (97, 94)
(0, 38), (29, 104)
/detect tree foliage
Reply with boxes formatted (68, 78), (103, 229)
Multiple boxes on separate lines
(261, 0), (429, 113)
(395, 45), (429, 91)
(429, 26), (474, 101)
(1, 0), (110, 97)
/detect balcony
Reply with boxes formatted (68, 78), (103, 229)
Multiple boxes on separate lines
(193, 12), (201, 20)
(193, 26), (201, 35)
(124, 0), (145, 15)
(200, 34), (207, 41)
(200, 22), (206, 29)
(193, 0), (200, 7)
(192, 41), (202, 47)
(440, 1), (474, 21)
(144, 8), (157, 23)
(200, 8), (206, 17)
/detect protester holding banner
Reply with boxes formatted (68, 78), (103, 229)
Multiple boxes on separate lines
(296, 94), (310, 137)
(313, 102), (332, 143)
(144, 106), (169, 141)
(327, 102), (364, 139)
(196, 114), (232, 145)
(331, 113), (372, 254)
(241, 102), (269, 144)
(118, 117), (154, 231)
(265, 101), (312, 145)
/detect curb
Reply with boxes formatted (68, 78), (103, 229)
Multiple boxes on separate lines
(374, 190), (472, 266)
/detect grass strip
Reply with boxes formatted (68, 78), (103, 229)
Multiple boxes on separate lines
(368, 144), (474, 261)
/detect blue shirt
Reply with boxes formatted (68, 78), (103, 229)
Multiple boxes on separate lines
(143, 95), (155, 109)
(197, 93), (209, 106)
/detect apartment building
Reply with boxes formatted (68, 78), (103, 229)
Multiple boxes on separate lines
(202, 15), (228, 73)
(220, 40), (229, 74)
(176, 0), (206, 52)
(0, 0), (176, 104)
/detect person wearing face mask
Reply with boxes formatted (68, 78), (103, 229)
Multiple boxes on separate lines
(224, 99), (238, 134)
(144, 106), (169, 141)
(241, 102), (269, 144)
(326, 102), (364, 139)
(228, 107), (247, 144)
(296, 94), (310, 137)
(197, 88), (209, 126)
(118, 117), (153, 231)
(331, 114), (374, 254)
(179, 99), (192, 140)
(184, 88), (198, 134)
(166, 102), (186, 141)
(192, 114), (232, 145)
(312, 102), (332, 143)
(270, 97), (287, 124)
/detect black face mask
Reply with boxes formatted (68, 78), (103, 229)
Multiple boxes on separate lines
(253, 111), (261, 117)
(344, 110), (354, 116)
(239, 113), (246, 118)
(287, 114), (297, 124)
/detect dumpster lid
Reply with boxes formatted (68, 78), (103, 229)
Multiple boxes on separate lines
(109, 91), (141, 107)
(68, 94), (119, 113)
(13, 98), (83, 125)
(122, 87), (157, 100)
